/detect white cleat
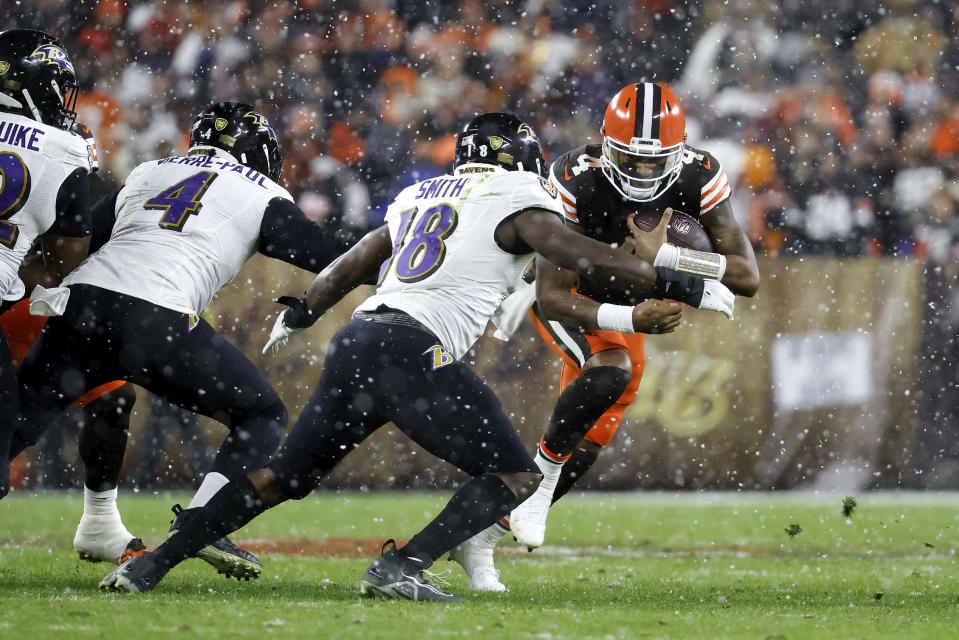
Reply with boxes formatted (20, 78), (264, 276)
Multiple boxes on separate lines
(509, 489), (552, 549)
(449, 536), (506, 592)
(74, 515), (146, 565)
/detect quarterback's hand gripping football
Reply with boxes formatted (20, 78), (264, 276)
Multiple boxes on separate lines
(697, 280), (735, 320)
(623, 208), (672, 263)
(262, 295), (317, 354)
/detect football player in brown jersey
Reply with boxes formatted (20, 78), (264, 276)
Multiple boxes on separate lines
(450, 82), (759, 591)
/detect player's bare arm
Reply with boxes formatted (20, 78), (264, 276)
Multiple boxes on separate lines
(498, 207), (662, 294)
(303, 225), (392, 316)
(263, 225), (393, 353)
(698, 199), (760, 296)
(535, 254), (682, 334)
(19, 233), (91, 291)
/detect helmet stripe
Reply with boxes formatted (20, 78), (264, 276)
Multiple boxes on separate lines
(651, 83), (662, 139)
(640, 82), (654, 139)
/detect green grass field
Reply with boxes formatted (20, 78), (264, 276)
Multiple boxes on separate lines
(2, 491), (959, 639)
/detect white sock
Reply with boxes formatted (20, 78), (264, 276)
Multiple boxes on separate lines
(187, 471), (230, 509)
(475, 522), (509, 552)
(83, 486), (122, 520)
(532, 449), (564, 496)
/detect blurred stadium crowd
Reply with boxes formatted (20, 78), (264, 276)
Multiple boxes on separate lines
(5, 0), (958, 258)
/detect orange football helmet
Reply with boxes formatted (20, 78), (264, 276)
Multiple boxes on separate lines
(601, 82), (686, 202)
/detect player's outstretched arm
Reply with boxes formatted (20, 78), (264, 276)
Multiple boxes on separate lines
(535, 254), (682, 334)
(303, 225), (392, 315)
(263, 225), (392, 354)
(258, 197), (356, 274)
(501, 207), (661, 296)
(506, 209), (734, 320)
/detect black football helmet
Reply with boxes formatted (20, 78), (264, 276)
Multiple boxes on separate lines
(189, 102), (283, 182)
(453, 112), (547, 177)
(0, 29), (79, 129)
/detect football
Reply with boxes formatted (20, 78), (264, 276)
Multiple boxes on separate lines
(630, 209), (713, 252)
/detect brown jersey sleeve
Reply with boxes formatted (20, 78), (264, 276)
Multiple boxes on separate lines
(549, 146), (602, 224)
(696, 150), (731, 214)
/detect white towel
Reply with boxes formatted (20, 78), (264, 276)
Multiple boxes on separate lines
(29, 284), (71, 317)
(491, 281), (536, 341)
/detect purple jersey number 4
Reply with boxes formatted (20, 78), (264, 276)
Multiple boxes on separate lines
(145, 171), (218, 232)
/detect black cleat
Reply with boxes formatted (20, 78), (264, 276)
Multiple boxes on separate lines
(99, 551), (165, 593)
(359, 540), (463, 602)
(169, 503), (262, 580)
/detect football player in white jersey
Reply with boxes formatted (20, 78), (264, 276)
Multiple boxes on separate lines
(100, 113), (725, 599)
(4, 102), (352, 579)
(0, 28), (154, 567)
(0, 29), (99, 491)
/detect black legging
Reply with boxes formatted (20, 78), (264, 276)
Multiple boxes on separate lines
(270, 316), (537, 499)
(12, 284), (287, 481)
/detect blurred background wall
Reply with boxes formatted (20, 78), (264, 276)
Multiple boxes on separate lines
(6, 0), (959, 491)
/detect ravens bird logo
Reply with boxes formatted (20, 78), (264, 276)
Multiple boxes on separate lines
(244, 111), (277, 141)
(29, 45), (74, 74)
(517, 123), (539, 144)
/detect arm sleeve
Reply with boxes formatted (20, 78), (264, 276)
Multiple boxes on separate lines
(88, 189), (121, 252)
(49, 167), (92, 237)
(258, 197), (355, 274)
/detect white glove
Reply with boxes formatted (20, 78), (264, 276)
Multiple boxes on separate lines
(698, 280), (735, 319)
(262, 311), (302, 354)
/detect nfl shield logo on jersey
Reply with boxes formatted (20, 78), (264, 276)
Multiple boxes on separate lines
(214, 118), (228, 131)
(0, 61), (8, 75)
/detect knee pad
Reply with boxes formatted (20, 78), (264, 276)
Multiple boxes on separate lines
(583, 366), (632, 401)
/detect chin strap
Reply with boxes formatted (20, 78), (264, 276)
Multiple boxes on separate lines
(0, 93), (23, 110)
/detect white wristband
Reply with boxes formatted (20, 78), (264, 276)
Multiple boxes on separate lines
(654, 243), (680, 270)
(654, 243), (726, 280)
(596, 303), (635, 334)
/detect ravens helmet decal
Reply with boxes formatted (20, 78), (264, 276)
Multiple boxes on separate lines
(29, 44), (73, 73)
(243, 111), (276, 141)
